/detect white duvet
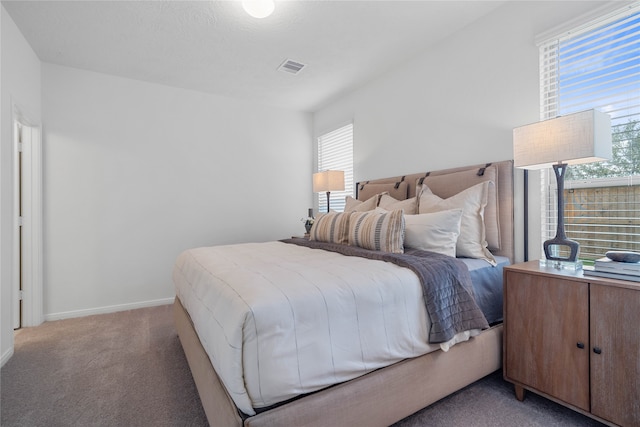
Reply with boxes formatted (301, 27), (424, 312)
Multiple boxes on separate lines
(173, 241), (478, 416)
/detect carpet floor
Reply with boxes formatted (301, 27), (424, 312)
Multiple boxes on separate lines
(1, 304), (606, 426)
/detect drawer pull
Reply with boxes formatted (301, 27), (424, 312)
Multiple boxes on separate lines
(593, 347), (602, 354)
(576, 342), (585, 349)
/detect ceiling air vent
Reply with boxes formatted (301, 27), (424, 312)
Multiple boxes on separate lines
(278, 59), (306, 75)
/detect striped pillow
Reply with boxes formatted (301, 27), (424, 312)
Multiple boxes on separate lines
(348, 209), (405, 253)
(309, 212), (350, 244)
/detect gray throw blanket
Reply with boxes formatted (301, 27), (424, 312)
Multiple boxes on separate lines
(281, 238), (489, 343)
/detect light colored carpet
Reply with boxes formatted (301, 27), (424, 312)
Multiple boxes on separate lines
(1, 304), (605, 426)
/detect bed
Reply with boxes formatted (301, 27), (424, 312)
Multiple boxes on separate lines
(173, 160), (514, 427)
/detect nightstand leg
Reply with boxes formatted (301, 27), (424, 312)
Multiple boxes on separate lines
(514, 384), (526, 401)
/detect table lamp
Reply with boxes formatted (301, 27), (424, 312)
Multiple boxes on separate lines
(313, 170), (345, 212)
(513, 109), (612, 267)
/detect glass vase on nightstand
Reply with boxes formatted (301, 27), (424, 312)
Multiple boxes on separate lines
(539, 259), (583, 271)
(303, 208), (314, 235)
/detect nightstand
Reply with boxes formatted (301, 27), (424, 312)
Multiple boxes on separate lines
(503, 261), (640, 427)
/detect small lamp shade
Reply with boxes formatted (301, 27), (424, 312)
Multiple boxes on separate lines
(313, 170), (345, 213)
(513, 109), (612, 170)
(313, 170), (345, 193)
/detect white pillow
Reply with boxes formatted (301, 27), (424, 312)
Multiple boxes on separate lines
(404, 210), (463, 257)
(378, 194), (418, 215)
(419, 181), (496, 265)
(345, 194), (378, 212)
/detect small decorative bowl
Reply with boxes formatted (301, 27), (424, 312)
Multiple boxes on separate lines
(605, 251), (640, 263)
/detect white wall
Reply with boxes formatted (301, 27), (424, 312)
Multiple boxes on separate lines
(313, 1), (612, 263)
(42, 64), (312, 319)
(1, 5), (42, 365)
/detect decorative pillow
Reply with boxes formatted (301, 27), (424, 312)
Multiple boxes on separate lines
(418, 166), (500, 251)
(378, 194), (418, 215)
(348, 209), (405, 253)
(309, 212), (350, 244)
(358, 181), (408, 202)
(345, 194), (379, 212)
(404, 210), (463, 257)
(419, 182), (496, 265)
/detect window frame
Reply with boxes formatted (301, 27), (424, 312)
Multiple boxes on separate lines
(315, 122), (354, 213)
(538, 3), (640, 262)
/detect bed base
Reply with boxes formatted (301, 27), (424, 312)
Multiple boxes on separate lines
(174, 297), (503, 427)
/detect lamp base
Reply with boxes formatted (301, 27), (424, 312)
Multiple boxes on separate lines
(543, 236), (580, 262)
(544, 163), (581, 264)
(542, 236), (582, 271)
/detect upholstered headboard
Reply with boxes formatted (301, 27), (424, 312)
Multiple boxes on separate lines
(356, 160), (514, 262)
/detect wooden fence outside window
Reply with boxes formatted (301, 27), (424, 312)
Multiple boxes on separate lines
(555, 185), (640, 263)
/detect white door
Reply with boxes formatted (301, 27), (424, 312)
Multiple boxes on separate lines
(13, 116), (43, 329)
(13, 121), (22, 329)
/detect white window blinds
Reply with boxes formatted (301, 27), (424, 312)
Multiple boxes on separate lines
(317, 123), (353, 213)
(539, 4), (640, 262)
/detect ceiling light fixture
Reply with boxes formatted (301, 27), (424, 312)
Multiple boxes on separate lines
(242, 0), (275, 19)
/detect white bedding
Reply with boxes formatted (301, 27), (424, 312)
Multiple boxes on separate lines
(173, 241), (480, 416)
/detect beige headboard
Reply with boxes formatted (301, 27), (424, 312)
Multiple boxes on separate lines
(356, 160), (514, 262)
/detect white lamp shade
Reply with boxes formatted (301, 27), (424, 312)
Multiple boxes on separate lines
(513, 109), (612, 170)
(313, 170), (345, 193)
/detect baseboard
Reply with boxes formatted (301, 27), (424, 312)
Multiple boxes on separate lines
(1, 346), (15, 367)
(44, 297), (175, 322)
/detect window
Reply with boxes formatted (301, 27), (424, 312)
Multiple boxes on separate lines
(539, 4), (640, 263)
(316, 123), (354, 213)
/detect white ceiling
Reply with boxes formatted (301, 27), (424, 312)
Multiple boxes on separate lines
(2, 1), (512, 112)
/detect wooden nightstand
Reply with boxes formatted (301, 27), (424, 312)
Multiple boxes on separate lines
(503, 261), (640, 427)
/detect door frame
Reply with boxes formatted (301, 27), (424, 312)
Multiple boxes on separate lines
(13, 104), (43, 327)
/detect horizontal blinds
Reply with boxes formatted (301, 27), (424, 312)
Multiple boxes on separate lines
(540, 4), (640, 262)
(317, 123), (353, 213)
(541, 7), (640, 124)
(540, 39), (560, 119)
